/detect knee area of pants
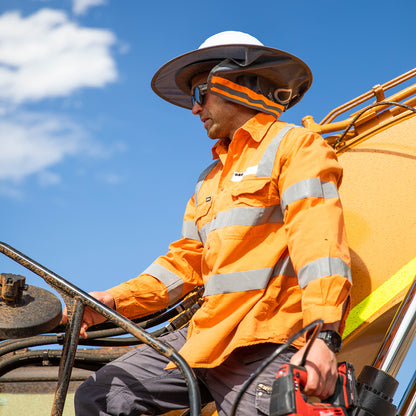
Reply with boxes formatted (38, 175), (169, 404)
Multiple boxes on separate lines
(74, 378), (94, 408)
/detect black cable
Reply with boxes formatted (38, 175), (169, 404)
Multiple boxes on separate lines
(0, 326), (166, 357)
(77, 327), (168, 347)
(335, 100), (416, 148)
(0, 288), (202, 355)
(53, 286), (202, 334)
(0, 334), (63, 357)
(229, 319), (323, 416)
(0, 296), (201, 353)
(0, 348), (133, 376)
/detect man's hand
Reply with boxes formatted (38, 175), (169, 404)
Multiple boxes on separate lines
(61, 291), (116, 339)
(289, 338), (338, 399)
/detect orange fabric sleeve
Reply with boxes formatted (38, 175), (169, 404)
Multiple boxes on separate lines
(278, 128), (351, 333)
(107, 196), (204, 319)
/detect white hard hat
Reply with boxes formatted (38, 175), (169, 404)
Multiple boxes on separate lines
(198, 31), (263, 48)
(151, 31), (312, 110)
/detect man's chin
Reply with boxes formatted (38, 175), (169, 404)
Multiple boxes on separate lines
(206, 127), (226, 140)
(206, 128), (218, 140)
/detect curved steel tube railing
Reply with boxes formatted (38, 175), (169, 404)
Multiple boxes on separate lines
(0, 241), (201, 416)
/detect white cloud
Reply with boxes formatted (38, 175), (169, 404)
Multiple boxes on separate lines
(0, 183), (23, 199)
(98, 172), (125, 185)
(0, 112), (96, 182)
(37, 170), (61, 186)
(0, 9), (117, 104)
(0, 8), (122, 195)
(73, 0), (107, 16)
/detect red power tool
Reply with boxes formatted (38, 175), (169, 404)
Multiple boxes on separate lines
(269, 362), (357, 416)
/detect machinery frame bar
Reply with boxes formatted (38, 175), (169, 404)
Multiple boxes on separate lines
(52, 297), (84, 416)
(371, 276), (416, 377)
(397, 370), (416, 416)
(0, 241), (202, 416)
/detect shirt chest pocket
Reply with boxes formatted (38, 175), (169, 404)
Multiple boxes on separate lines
(230, 177), (276, 207)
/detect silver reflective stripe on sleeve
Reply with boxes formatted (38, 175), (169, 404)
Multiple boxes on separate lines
(297, 257), (352, 289)
(181, 220), (201, 242)
(204, 256), (296, 296)
(280, 178), (339, 212)
(143, 262), (184, 305)
(195, 160), (220, 208)
(256, 124), (296, 177)
(198, 205), (283, 245)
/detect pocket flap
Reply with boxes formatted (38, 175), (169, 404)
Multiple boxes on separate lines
(230, 178), (273, 206)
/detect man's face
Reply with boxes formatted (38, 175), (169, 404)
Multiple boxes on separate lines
(191, 73), (248, 140)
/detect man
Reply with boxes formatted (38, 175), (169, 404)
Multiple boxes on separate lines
(71, 31), (352, 415)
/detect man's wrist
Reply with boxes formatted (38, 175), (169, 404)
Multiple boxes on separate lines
(316, 330), (343, 353)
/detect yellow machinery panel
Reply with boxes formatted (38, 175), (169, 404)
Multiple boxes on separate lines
(303, 68), (416, 374)
(337, 115), (416, 372)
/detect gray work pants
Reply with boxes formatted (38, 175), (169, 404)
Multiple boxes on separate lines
(74, 327), (296, 416)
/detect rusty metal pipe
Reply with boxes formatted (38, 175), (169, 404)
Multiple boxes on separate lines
(0, 334), (64, 357)
(52, 297), (84, 416)
(0, 347), (130, 376)
(0, 241), (202, 416)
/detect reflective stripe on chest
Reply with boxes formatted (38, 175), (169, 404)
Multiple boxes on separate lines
(194, 124), (296, 209)
(178, 124), (350, 298)
(191, 125), (295, 245)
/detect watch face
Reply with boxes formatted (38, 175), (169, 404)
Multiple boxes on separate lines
(332, 333), (342, 351)
(318, 331), (342, 353)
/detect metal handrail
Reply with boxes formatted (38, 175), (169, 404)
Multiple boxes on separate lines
(372, 276), (416, 378)
(302, 86), (416, 137)
(320, 68), (416, 125)
(397, 370), (416, 416)
(0, 241), (202, 416)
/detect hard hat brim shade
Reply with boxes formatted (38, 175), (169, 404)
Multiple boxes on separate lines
(151, 44), (313, 110)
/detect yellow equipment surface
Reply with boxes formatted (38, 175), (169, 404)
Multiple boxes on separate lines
(303, 68), (416, 374)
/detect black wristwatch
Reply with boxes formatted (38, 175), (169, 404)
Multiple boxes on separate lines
(317, 330), (343, 353)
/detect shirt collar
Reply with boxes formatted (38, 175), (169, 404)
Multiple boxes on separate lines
(211, 113), (278, 159)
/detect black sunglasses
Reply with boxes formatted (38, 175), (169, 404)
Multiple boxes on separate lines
(191, 83), (208, 106)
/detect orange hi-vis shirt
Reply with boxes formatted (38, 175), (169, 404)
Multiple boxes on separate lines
(108, 113), (352, 368)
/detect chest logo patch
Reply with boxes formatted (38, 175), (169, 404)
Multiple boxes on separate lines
(231, 165), (258, 182)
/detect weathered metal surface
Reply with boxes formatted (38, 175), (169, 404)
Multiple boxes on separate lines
(0, 241), (202, 416)
(0, 274), (27, 304)
(52, 297), (84, 416)
(0, 274), (62, 339)
(0, 347), (133, 378)
(0, 367), (90, 394)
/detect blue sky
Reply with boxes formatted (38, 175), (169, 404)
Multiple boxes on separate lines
(0, 0), (415, 407)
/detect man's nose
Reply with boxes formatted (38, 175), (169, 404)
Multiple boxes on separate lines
(192, 101), (202, 114)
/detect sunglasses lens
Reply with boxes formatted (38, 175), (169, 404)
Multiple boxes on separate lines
(192, 84), (206, 106)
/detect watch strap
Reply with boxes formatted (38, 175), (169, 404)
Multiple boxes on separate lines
(317, 330), (343, 353)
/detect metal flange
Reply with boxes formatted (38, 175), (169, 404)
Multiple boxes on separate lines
(0, 274), (62, 339)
